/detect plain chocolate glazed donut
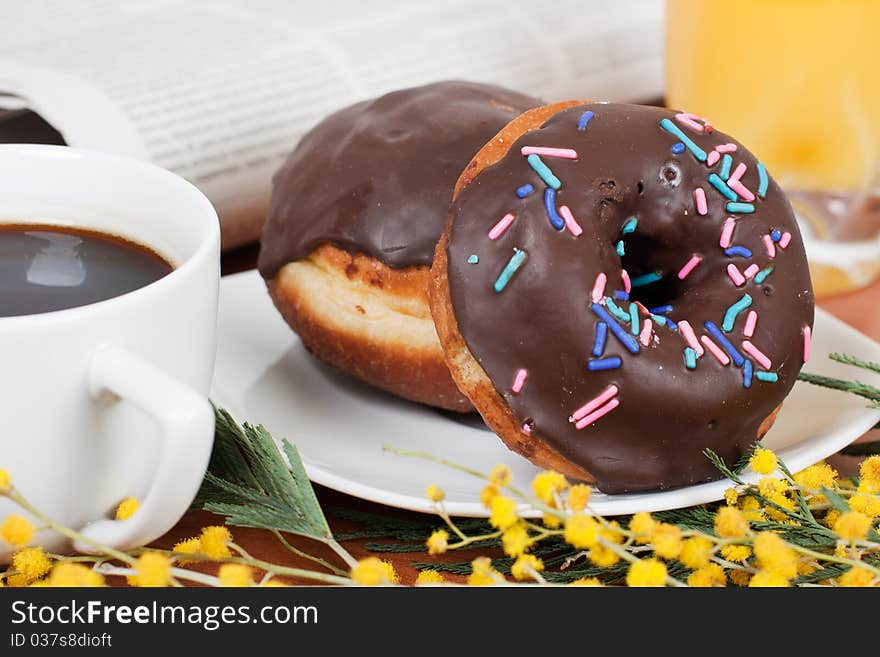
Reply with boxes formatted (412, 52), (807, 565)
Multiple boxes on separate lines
(258, 81), (540, 411)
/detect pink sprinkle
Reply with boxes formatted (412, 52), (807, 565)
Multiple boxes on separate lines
(639, 319), (653, 346)
(571, 384), (619, 422)
(779, 232), (792, 249)
(488, 212), (515, 240)
(520, 146), (578, 159)
(763, 235), (777, 258)
(574, 398), (620, 430)
(716, 143), (737, 153)
(743, 310), (758, 338)
(694, 187), (708, 215)
(675, 112), (709, 133)
(591, 272), (608, 304)
(742, 340), (772, 369)
(727, 263), (746, 286)
(677, 254), (703, 280)
(706, 151), (721, 166)
(728, 179), (755, 202)
(678, 320), (704, 356)
(521, 423), (532, 435)
(727, 163), (748, 184)
(559, 205), (583, 237)
(511, 368), (528, 393)
(743, 264), (760, 279)
(621, 270), (632, 294)
(803, 325), (811, 363)
(719, 217), (736, 248)
(701, 335), (731, 365)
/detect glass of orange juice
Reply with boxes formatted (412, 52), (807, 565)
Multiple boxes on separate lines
(666, 0), (880, 297)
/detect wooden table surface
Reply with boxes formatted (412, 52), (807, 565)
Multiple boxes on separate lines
(148, 244), (880, 586)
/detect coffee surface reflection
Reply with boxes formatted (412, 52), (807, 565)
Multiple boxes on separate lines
(0, 224), (172, 317)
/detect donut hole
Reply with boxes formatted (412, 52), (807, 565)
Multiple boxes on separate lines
(619, 235), (690, 310)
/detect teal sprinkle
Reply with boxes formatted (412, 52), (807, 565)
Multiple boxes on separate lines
(659, 118), (707, 161)
(708, 173), (737, 201)
(622, 217), (638, 234)
(616, 240), (625, 256)
(526, 154), (561, 190)
(755, 371), (778, 382)
(629, 303), (640, 336)
(722, 294), (753, 332)
(493, 248), (527, 293)
(726, 202), (755, 214)
(757, 162), (768, 197)
(651, 314), (667, 326)
(605, 297), (631, 322)
(684, 347), (697, 370)
(467, 254), (479, 264)
(720, 154), (733, 179)
(754, 265), (774, 284)
(630, 271), (663, 287)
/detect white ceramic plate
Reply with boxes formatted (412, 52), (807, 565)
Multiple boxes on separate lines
(211, 270), (880, 517)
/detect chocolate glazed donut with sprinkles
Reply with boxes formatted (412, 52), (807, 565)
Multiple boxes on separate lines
(430, 102), (814, 494)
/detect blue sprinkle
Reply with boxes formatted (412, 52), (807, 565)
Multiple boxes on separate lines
(616, 240), (626, 256)
(757, 162), (769, 197)
(467, 254), (479, 264)
(577, 110), (595, 131)
(630, 271), (663, 287)
(592, 321), (608, 357)
(622, 217), (638, 234)
(590, 303), (640, 354)
(742, 359), (753, 388)
(684, 347), (697, 370)
(666, 319), (679, 331)
(605, 297), (631, 322)
(704, 321), (745, 366)
(613, 290), (629, 301)
(756, 371), (778, 382)
(527, 154), (561, 190)
(770, 229), (782, 242)
(651, 314), (667, 326)
(671, 142), (685, 154)
(724, 246), (752, 258)
(708, 173), (738, 201)
(493, 248), (527, 293)
(650, 304), (674, 315)
(722, 294), (753, 332)
(516, 184), (534, 198)
(543, 188), (565, 230)
(727, 202), (755, 214)
(659, 118), (707, 161)
(720, 153), (733, 180)
(629, 303), (640, 336)
(587, 356), (622, 371)
(754, 266), (774, 284)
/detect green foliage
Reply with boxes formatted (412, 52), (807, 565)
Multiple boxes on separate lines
(195, 408), (331, 541)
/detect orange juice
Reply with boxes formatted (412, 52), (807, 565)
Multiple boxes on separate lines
(666, 0), (880, 296)
(667, 0), (880, 191)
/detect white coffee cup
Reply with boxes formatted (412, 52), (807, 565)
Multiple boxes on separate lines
(0, 145), (219, 561)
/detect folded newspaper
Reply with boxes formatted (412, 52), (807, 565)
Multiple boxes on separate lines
(0, 0), (664, 250)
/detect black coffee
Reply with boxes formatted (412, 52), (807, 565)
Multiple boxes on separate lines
(0, 224), (173, 317)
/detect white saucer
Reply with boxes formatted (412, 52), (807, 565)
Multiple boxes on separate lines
(210, 270), (880, 516)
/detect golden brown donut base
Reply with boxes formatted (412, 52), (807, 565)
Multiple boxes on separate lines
(430, 101), (783, 483)
(267, 243), (472, 412)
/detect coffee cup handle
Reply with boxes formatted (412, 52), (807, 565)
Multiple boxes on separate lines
(73, 345), (215, 553)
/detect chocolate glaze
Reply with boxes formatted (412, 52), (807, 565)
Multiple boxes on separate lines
(445, 103), (815, 494)
(258, 81), (540, 278)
